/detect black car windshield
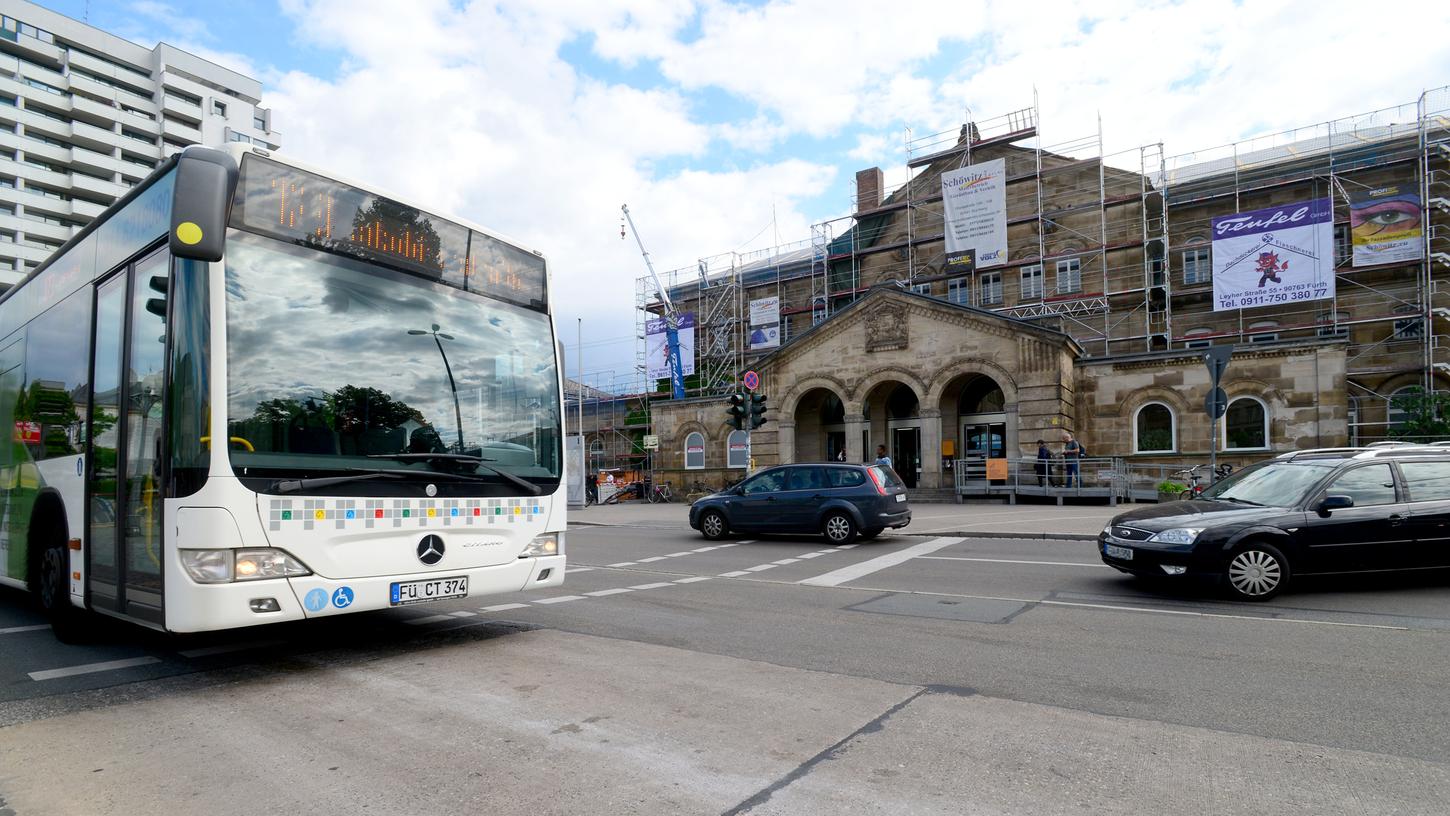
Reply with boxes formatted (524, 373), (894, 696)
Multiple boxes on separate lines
(223, 230), (560, 490)
(1200, 460), (1336, 507)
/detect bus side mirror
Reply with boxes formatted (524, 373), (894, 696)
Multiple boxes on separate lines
(170, 147), (239, 262)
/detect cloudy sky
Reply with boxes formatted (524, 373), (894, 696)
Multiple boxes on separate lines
(42, 0), (1450, 386)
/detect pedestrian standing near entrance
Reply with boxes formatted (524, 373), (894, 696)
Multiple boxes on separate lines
(1062, 432), (1082, 487)
(875, 444), (893, 469)
(1035, 439), (1050, 486)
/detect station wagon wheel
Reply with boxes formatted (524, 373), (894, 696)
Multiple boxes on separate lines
(699, 510), (729, 541)
(822, 512), (857, 545)
(1224, 542), (1288, 601)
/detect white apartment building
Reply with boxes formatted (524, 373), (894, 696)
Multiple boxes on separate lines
(0, 0), (279, 289)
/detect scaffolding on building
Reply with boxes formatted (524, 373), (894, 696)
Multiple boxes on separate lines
(632, 87), (1450, 447)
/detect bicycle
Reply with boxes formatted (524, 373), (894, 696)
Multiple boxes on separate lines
(1172, 464), (1234, 500)
(647, 483), (674, 503)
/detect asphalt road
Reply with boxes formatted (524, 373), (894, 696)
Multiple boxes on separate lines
(2, 521), (1449, 814)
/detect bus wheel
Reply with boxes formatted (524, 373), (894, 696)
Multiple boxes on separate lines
(37, 539), (85, 643)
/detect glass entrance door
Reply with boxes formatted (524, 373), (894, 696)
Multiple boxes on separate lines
(86, 250), (170, 623)
(892, 427), (919, 488)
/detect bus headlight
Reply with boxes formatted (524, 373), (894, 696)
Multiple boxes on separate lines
(234, 549), (311, 581)
(520, 533), (564, 558)
(180, 548), (311, 584)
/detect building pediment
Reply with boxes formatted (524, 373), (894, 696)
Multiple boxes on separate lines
(757, 287), (1080, 373)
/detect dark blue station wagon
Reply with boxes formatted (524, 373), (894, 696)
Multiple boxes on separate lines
(689, 463), (911, 544)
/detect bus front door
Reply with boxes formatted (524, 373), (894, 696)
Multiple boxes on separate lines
(87, 251), (169, 625)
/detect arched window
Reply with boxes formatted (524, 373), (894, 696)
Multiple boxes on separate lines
(684, 431), (705, 470)
(1134, 402), (1176, 453)
(1224, 397), (1268, 450)
(725, 430), (749, 469)
(1387, 386), (1422, 433)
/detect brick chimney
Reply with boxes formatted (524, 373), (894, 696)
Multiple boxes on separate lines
(855, 167), (883, 213)
(960, 122), (981, 144)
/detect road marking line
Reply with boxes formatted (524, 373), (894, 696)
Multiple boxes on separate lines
(840, 544), (859, 549)
(666, 551), (695, 557)
(29, 656), (161, 681)
(406, 614), (456, 625)
(607, 562), (638, 568)
(797, 553), (822, 559)
(629, 582), (675, 590)
(0, 624), (50, 635)
(567, 567), (595, 573)
(533, 595), (586, 604)
(480, 603), (531, 612)
(178, 640), (284, 658)
(449, 610), (477, 618)
(772, 558), (801, 565)
(674, 576), (712, 584)
(585, 588), (634, 597)
(723, 542), (747, 546)
(919, 556), (1111, 569)
(799, 537), (963, 587)
(637, 556), (668, 563)
(745, 564), (778, 572)
(692, 547), (717, 552)
(719, 570), (750, 577)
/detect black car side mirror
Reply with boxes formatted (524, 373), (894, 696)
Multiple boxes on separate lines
(733, 486), (745, 496)
(1317, 494), (1354, 514)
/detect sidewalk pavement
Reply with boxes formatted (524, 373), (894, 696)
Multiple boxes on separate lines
(567, 499), (1129, 540)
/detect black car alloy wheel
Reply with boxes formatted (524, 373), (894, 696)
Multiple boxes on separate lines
(1225, 542), (1288, 601)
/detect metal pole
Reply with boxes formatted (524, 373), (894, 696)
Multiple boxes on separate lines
(433, 333), (465, 454)
(1209, 416), (1218, 487)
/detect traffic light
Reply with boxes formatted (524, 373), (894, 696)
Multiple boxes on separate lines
(727, 392), (748, 431)
(749, 393), (768, 430)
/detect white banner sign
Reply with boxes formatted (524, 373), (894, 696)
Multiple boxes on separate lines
(941, 158), (1007, 269)
(748, 296), (780, 350)
(1211, 199), (1335, 312)
(645, 312), (695, 380)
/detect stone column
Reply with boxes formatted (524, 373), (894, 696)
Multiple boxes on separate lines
(776, 421), (796, 465)
(845, 413), (867, 463)
(919, 409), (943, 489)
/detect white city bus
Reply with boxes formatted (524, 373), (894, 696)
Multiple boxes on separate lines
(0, 144), (565, 637)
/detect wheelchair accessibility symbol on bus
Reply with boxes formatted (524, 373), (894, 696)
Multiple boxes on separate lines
(331, 587), (355, 609)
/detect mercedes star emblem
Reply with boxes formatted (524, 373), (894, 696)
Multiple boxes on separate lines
(417, 534), (445, 565)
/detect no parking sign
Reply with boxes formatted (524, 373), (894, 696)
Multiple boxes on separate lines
(742, 370), (760, 391)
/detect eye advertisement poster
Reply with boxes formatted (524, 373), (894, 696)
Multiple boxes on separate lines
(1350, 185), (1423, 267)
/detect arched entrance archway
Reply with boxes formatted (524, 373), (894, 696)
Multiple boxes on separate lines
(939, 373), (1012, 478)
(863, 380), (922, 487)
(792, 387), (847, 463)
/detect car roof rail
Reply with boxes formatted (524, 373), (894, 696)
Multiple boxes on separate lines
(1275, 447), (1366, 461)
(1352, 446), (1450, 459)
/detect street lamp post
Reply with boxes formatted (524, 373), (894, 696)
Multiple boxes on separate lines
(408, 323), (465, 453)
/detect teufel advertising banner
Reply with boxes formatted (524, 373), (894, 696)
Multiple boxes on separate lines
(941, 158), (1007, 270)
(1350, 185), (1423, 267)
(645, 312), (695, 380)
(1211, 199), (1335, 312)
(748, 296), (780, 350)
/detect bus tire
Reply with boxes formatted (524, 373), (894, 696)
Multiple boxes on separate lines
(31, 504), (85, 643)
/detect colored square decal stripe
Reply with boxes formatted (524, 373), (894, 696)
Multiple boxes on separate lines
(375, 509), (384, 518)
(281, 510), (292, 520)
(403, 509), (411, 518)
(314, 510), (326, 520)
(450, 508), (459, 517)
(346, 510), (355, 519)
(473, 507), (481, 516)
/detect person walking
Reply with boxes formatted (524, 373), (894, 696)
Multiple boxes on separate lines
(874, 444), (893, 469)
(1061, 432), (1082, 487)
(1035, 439), (1050, 487)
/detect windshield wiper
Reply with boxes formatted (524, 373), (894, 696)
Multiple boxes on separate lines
(272, 469), (407, 494)
(1214, 496), (1265, 506)
(367, 453), (542, 496)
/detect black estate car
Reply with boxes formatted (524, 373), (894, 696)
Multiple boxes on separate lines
(689, 463), (911, 544)
(1101, 446), (1450, 600)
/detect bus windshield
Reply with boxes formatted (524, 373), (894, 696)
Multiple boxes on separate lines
(223, 229), (561, 491)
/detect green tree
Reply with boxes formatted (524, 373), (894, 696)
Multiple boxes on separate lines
(1388, 388), (1450, 441)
